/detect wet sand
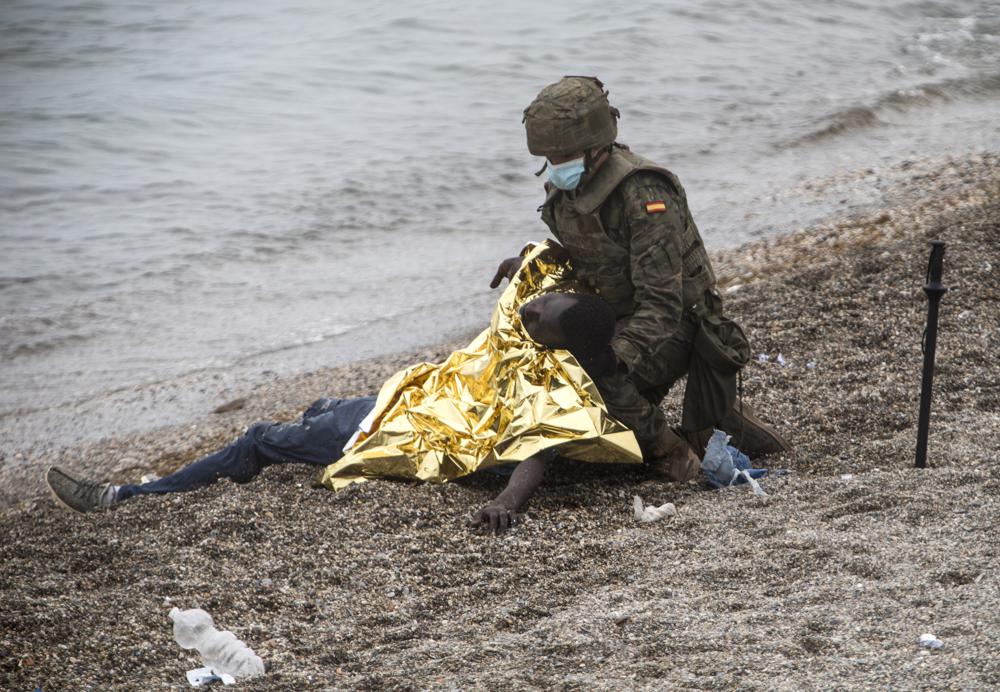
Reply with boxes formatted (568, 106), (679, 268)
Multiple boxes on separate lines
(2, 151), (998, 689)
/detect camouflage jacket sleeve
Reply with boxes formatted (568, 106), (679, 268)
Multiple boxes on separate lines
(608, 173), (687, 375)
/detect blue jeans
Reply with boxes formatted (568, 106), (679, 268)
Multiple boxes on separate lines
(116, 396), (376, 501)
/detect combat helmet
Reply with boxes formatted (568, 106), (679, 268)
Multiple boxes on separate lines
(523, 76), (619, 158)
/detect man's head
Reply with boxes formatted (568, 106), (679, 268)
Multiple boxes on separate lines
(523, 76), (619, 160)
(519, 292), (616, 357)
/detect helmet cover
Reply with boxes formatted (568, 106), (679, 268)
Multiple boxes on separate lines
(523, 76), (619, 157)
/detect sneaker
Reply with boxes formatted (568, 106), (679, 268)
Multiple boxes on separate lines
(46, 466), (114, 513)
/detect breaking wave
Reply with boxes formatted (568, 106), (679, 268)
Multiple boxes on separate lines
(784, 71), (1000, 147)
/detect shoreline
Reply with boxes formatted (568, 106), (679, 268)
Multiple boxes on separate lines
(1, 147), (993, 450)
(3, 149), (998, 508)
(1, 149), (998, 689)
(1, 149), (996, 508)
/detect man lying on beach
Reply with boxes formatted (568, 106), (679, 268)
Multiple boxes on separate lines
(46, 288), (626, 534)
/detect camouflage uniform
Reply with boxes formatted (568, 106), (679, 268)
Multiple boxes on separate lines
(539, 144), (742, 449)
(524, 77), (750, 456)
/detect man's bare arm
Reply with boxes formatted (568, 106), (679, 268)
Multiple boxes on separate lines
(468, 454), (549, 534)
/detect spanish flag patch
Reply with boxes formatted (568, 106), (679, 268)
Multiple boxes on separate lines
(645, 201), (667, 214)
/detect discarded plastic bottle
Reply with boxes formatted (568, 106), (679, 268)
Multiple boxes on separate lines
(169, 607), (265, 679)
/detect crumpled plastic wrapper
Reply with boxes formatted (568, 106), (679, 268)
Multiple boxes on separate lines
(317, 241), (641, 490)
(633, 495), (677, 523)
(919, 633), (943, 650)
(701, 429), (768, 497)
(186, 667), (235, 687)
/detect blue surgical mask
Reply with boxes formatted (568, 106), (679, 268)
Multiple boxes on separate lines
(546, 157), (585, 190)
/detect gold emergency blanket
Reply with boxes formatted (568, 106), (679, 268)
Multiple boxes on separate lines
(317, 241), (641, 490)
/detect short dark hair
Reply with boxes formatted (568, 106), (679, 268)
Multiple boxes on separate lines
(556, 293), (616, 357)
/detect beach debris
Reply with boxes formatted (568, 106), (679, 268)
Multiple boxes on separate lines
(186, 667), (236, 687)
(840, 474), (854, 481)
(806, 361), (817, 369)
(919, 633), (943, 649)
(212, 397), (247, 414)
(756, 352), (787, 367)
(701, 430), (769, 497)
(170, 607), (265, 681)
(140, 473), (161, 484)
(633, 495), (677, 523)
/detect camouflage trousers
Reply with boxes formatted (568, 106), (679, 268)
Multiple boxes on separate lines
(596, 308), (745, 457)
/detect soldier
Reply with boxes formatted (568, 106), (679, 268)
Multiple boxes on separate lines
(491, 75), (790, 482)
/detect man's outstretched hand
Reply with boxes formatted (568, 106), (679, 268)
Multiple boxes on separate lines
(489, 257), (522, 289)
(469, 503), (519, 535)
(469, 454), (548, 535)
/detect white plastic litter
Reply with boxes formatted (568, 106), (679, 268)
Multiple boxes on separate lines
(840, 474), (854, 481)
(776, 353), (787, 367)
(170, 607), (265, 680)
(756, 353), (770, 363)
(919, 633), (943, 649)
(186, 667), (236, 687)
(633, 495), (677, 523)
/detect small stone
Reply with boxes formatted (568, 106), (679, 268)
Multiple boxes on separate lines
(213, 397), (248, 414)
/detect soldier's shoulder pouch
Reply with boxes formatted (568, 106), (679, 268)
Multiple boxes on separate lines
(681, 314), (751, 431)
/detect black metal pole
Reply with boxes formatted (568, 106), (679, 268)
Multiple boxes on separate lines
(915, 240), (947, 469)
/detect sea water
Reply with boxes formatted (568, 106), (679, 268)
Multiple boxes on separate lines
(1, 0), (998, 444)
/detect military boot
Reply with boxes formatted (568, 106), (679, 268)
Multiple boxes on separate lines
(680, 427), (713, 459)
(692, 402), (791, 459)
(645, 427), (700, 483)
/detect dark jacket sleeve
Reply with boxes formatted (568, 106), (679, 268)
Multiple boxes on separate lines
(610, 174), (687, 375)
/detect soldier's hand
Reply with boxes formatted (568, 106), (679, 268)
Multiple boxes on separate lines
(489, 257), (522, 289)
(548, 242), (571, 264)
(468, 503), (518, 535)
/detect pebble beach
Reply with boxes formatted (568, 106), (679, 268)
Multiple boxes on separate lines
(2, 151), (998, 689)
